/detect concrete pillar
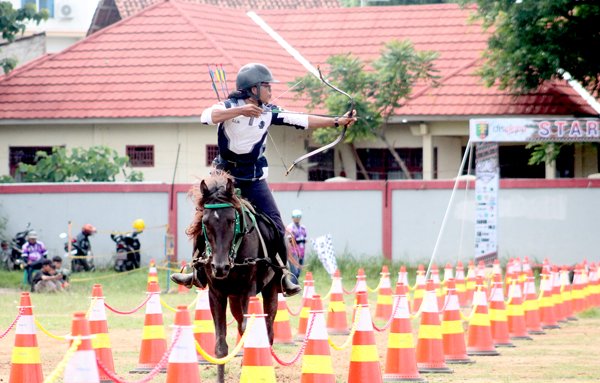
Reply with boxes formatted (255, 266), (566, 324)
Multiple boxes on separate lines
(422, 130), (434, 180)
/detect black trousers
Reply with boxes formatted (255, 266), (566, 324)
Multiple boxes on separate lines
(235, 179), (285, 237)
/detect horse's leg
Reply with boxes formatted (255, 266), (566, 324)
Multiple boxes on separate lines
(229, 296), (246, 337)
(261, 281), (279, 345)
(209, 290), (228, 383)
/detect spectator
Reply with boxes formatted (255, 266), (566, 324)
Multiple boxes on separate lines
(286, 209), (307, 280)
(52, 256), (70, 289)
(1, 240), (10, 270)
(31, 259), (63, 293)
(21, 231), (48, 284)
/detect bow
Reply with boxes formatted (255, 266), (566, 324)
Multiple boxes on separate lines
(285, 66), (355, 176)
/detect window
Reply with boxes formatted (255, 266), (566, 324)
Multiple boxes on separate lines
(21, 0), (54, 17)
(206, 144), (219, 166)
(307, 148), (335, 181)
(356, 148), (424, 180)
(126, 145), (154, 167)
(9, 146), (54, 177)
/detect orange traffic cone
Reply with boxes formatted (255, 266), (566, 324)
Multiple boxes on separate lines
(397, 265), (409, 286)
(550, 266), (567, 322)
(538, 268), (560, 330)
(465, 260), (476, 305)
(376, 265), (393, 320)
(166, 305), (201, 383)
(9, 292), (43, 383)
(130, 281), (167, 373)
(273, 293), (294, 344)
(327, 269), (349, 335)
(193, 288), (216, 364)
(296, 272), (315, 340)
(466, 276), (500, 356)
(412, 264), (426, 313)
(178, 261), (190, 294)
(590, 263), (600, 308)
(63, 312), (100, 383)
(89, 284), (115, 382)
(240, 297), (276, 383)
(505, 274), (532, 340)
(492, 259), (502, 278)
(348, 291), (383, 383)
(455, 261), (468, 307)
(147, 259), (158, 285)
(523, 269), (545, 335)
(415, 280), (452, 373)
(476, 261), (486, 279)
(489, 274), (515, 347)
(355, 268), (368, 294)
(560, 266), (577, 321)
(300, 294), (335, 383)
(442, 279), (474, 364)
(430, 264), (444, 310)
(383, 282), (425, 382)
(571, 265), (586, 314)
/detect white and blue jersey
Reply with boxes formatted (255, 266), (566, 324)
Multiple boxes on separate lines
(200, 98), (309, 181)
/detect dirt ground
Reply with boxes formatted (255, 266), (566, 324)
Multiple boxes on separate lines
(1, 305), (600, 382)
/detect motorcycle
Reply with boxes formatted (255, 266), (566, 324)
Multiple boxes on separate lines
(60, 233), (95, 272)
(7, 223), (33, 270)
(110, 231), (141, 272)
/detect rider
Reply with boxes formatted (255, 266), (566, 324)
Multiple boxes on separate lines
(21, 231), (48, 284)
(73, 223), (96, 271)
(170, 63), (356, 297)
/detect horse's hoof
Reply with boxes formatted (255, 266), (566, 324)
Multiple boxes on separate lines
(170, 272), (193, 288)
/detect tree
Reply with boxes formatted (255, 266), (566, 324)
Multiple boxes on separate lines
(292, 40), (439, 179)
(0, 1), (48, 74)
(464, 0), (600, 96)
(15, 146), (144, 182)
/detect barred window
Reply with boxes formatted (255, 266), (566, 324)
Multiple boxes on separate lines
(126, 145), (154, 167)
(9, 146), (54, 176)
(206, 144), (219, 166)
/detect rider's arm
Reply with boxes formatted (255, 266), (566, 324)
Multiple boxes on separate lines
(200, 102), (263, 125)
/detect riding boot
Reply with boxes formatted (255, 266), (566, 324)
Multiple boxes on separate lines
(170, 238), (207, 289)
(281, 270), (301, 297)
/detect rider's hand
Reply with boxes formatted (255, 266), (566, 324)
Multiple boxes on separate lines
(338, 109), (357, 127)
(238, 104), (263, 118)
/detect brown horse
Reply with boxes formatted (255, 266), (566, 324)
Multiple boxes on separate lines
(187, 172), (280, 382)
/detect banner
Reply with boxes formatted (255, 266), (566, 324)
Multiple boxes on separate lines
(311, 234), (337, 276)
(474, 142), (499, 265)
(470, 118), (600, 143)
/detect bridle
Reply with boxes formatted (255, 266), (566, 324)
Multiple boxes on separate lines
(202, 202), (249, 266)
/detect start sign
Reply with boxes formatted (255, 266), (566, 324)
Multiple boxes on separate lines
(470, 118), (600, 142)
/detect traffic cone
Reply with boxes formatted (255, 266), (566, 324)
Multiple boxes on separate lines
(240, 297), (276, 383)
(430, 264), (444, 311)
(455, 261), (468, 307)
(442, 279), (474, 364)
(355, 268), (368, 294)
(476, 261), (486, 279)
(296, 272), (315, 340)
(538, 268), (560, 330)
(383, 283), (425, 382)
(571, 264), (586, 314)
(590, 263), (600, 308)
(551, 266), (567, 322)
(560, 266), (577, 321)
(376, 265), (393, 320)
(9, 292), (43, 383)
(273, 293), (294, 344)
(415, 280), (453, 373)
(348, 291), (383, 383)
(492, 259), (502, 278)
(89, 284), (115, 383)
(147, 259), (158, 285)
(441, 263), (453, 298)
(505, 274), (532, 340)
(488, 274), (515, 347)
(64, 312), (100, 383)
(412, 264), (426, 313)
(465, 261), (476, 305)
(327, 269), (349, 335)
(178, 261), (190, 294)
(466, 276), (500, 356)
(397, 265), (409, 286)
(523, 269), (545, 335)
(300, 294), (335, 383)
(130, 281), (168, 373)
(193, 288), (216, 364)
(166, 305), (201, 383)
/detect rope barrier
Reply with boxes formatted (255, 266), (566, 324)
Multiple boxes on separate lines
(159, 295), (199, 312)
(42, 337), (81, 383)
(459, 287), (482, 322)
(34, 319), (69, 341)
(372, 295), (400, 332)
(342, 284), (357, 295)
(96, 326), (182, 383)
(0, 308), (23, 340)
(194, 315), (256, 364)
(286, 302), (302, 317)
(271, 312), (317, 366)
(366, 279), (381, 293)
(104, 294), (151, 315)
(327, 305), (360, 351)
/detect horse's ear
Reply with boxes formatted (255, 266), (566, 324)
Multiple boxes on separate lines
(200, 179), (209, 197)
(226, 177), (235, 197)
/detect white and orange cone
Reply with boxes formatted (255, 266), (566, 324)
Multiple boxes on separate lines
(130, 281), (167, 373)
(193, 288), (216, 364)
(505, 274), (532, 341)
(539, 268), (560, 330)
(296, 272), (315, 340)
(147, 259), (158, 285)
(430, 264), (444, 311)
(466, 276), (500, 356)
(9, 292), (43, 383)
(442, 279), (474, 364)
(300, 294), (335, 383)
(523, 269), (545, 335)
(571, 264), (586, 315)
(455, 261), (468, 307)
(273, 293), (294, 344)
(240, 297), (276, 383)
(383, 283), (425, 382)
(376, 265), (393, 320)
(327, 269), (349, 335)
(348, 291), (383, 383)
(411, 264), (426, 314)
(397, 265), (409, 286)
(489, 274), (515, 347)
(465, 260), (476, 305)
(560, 266), (577, 321)
(89, 284), (115, 382)
(64, 312), (100, 383)
(166, 305), (201, 383)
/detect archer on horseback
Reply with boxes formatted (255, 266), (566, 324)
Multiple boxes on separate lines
(170, 62), (356, 297)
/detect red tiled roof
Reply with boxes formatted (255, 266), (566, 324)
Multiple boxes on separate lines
(0, 1), (309, 120)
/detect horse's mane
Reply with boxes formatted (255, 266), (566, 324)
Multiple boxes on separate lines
(186, 171), (242, 239)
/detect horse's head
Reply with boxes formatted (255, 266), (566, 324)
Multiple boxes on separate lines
(200, 175), (241, 279)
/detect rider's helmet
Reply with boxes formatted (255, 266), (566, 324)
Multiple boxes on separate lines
(82, 224), (96, 235)
(132, 218), (145, 232)
(27, 231), (38, 240)
(235, 63), (279, 90)
(291, 209), (302, 218)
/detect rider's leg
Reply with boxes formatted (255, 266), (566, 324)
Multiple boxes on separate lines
(237, 179), (301, 297)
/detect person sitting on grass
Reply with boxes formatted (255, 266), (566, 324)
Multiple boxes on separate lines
(52, 256), (70, 289)
(31, 259), (64, 293)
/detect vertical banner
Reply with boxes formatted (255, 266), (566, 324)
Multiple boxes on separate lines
(474, 142), (499, 265)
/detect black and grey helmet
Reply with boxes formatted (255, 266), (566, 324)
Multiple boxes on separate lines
(235, 63), (279, 90)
